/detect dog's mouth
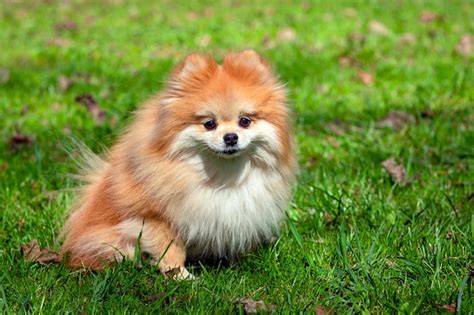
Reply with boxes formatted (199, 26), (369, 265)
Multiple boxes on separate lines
(211, 147), (242, 158)
(222, 148), (240, 155)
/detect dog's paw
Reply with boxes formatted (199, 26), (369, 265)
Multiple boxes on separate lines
(164, 266), (196, 280)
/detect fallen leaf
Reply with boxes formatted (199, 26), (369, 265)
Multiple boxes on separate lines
(369, 20), (389, 36)
(75, 94), (107, 124)
(0, 162), (8, 173)
(20, 105), (29, 115)
(315, 84), (329, 94)
(421, 108), (434, 119)
(55, 21), (78, 31)
(44, 191), (59, 201)
(235, 298), (276, 314)
(356, 72), (374, 85)
(446, 231), (453, 240)
(58, 75), (74, 92)
(202, 8), (214, 17)
(433, 304), (456, 314)
(146, 293), (170, 304)
(338, 55), (359, 67)
(456, 35), (473, 57)
(52, 102), (62, 112)
(262, 35), (276, 49)
(20, 240), (60, 265)
(165, 267), (182, 279)
(263, 7), (275, 17)
(109, 116), (118, 128)
(9, 133), (34, 151)
(325, 121), (346, 136)
(277, 27), (297, 42)
(343, 8), (357, 18)
(62, 125), (72, 135)
(325, 136), (340, 148)
(347, 32), (366, 45)
(0, 68), (10, 84)
(377, 111), (415, 130)
(47, 37), (71, 48)
(186, 11), (199, 21)
(198, 34), (211, 47)
(382, 159), (407, 185)
(419, 11), (442, 23)
(399, 33), (416, 45)
(315, 305), (335, 315)
(323, 213), (335, 225)
(306, 156), (318, 168)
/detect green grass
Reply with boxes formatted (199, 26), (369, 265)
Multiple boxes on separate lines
(1, 0), (473, 313)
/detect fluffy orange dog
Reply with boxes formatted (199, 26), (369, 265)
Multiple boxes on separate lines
(60, 50), (296, 278)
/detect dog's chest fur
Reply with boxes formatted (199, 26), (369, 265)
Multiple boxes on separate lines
(169, 156), (289, 259)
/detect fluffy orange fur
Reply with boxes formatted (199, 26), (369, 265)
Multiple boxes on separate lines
(60, 50), (296, 278)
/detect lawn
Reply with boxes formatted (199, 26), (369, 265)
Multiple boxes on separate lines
(1, 0), (473, 313)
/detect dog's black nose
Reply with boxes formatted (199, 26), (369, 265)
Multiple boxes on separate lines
(223, 133), (238, 146)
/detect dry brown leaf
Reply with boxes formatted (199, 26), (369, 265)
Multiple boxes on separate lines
(0, 68), (10, 84)
(343, 8), (357, 18)
(62, 125), (72, 135)
(446, 231), (453, 240)
(356, 72), (374, 85)
(456, 35), (473, 57)
(262, 35), (276, 49)
(347, 32), (366, 45)
(235, 298), (276, 314)
(58, 75), (74, 92)
(17, 218), (26, 229)
(9, 133), (34, 151)
(315, 305), (335, 315)
(146, 292), (170, 304)
(21, 240), (60, 265)
(325, 121), (346, 136)
(399, 33), (416, 45)
(277, 27), (297, 42)
(55, 21), (78, 31)
(377, 111), (415, 130)
(75, 94), (107, 124)
(0, 162), (8, 173)
(433, 304), (456, 314)
(325, 136), (340, 148)
(419, 11), (442, 23)
(338, 55), (359, 67)
(263, 7), (275, 17)
(369, 20), (389, 36)
(164, 267), (182, 279)
(20, 105), (29, 115)
(47, 37), (71, 48)
(382, 159), (407, 185)
(315, 84), (329, 95)
(323, 213), (335, 226)
(421, 108), (434, 119)
(186, 11), (199, 21)
(306, 156), (318, 168)
(198, 34), (211, 47)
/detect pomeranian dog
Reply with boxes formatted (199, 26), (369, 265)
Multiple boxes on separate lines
(60, 49), (296, 279)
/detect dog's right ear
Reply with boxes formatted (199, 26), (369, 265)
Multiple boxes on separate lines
(172, 53), (217, 80)
(163, 53), (218, 103)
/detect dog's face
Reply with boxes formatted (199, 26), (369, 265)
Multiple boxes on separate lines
(152, 50), (292, 166)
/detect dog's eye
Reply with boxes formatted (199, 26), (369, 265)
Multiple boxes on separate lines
(203, 119), (217, 130)
(239, 116), (252, 128)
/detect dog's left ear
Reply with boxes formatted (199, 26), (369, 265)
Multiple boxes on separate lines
(163, 53), (218, 103)
(171, 53), (218, 82)
(223, 49), (274, 83)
